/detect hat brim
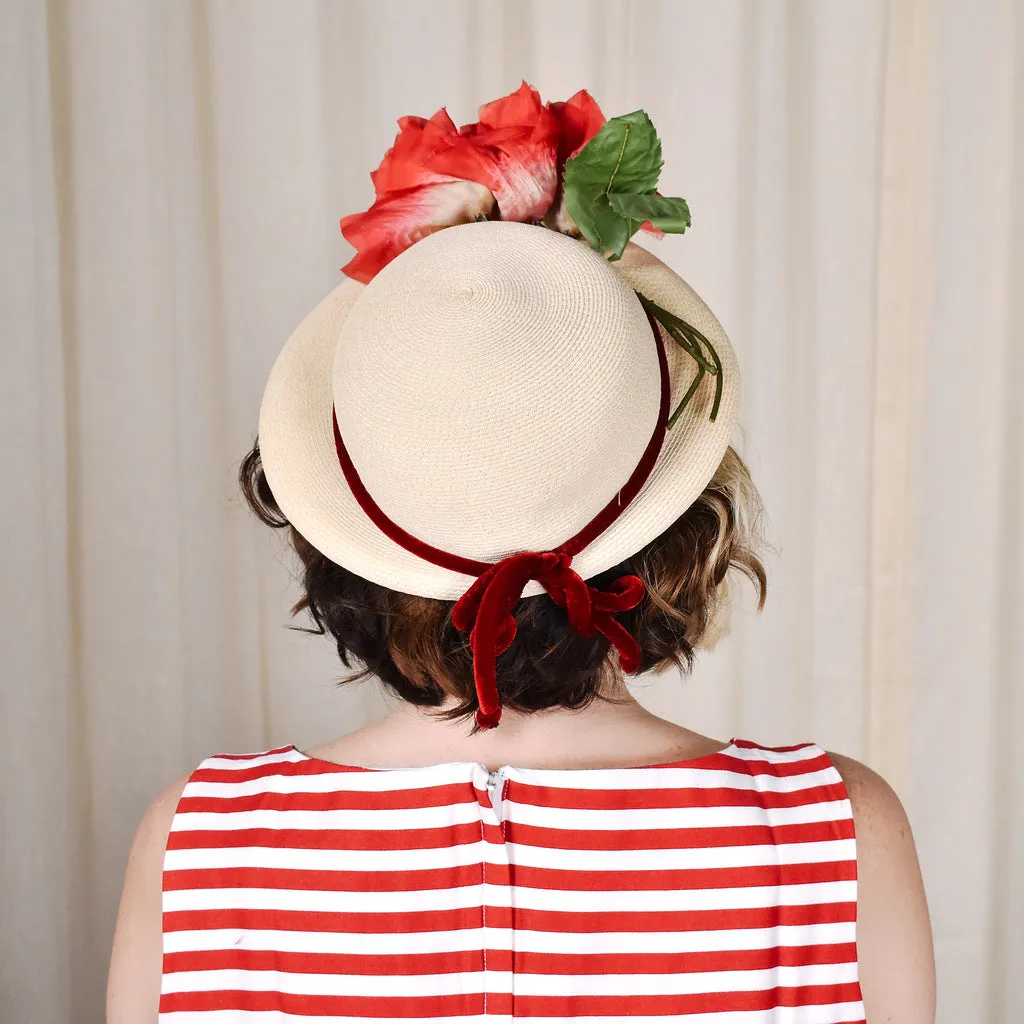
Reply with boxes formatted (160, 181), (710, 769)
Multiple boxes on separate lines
(257, 239), (740, 600)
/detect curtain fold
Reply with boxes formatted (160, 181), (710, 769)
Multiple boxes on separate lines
(1, 1), (1020, 1020)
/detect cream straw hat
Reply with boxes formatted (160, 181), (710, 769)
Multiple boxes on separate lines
(257, 87), (740, 729)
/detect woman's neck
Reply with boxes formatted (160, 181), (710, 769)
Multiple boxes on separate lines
(307, 673), (724, 771)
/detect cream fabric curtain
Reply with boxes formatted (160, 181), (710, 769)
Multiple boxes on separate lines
(2, 1), (1021, 1020)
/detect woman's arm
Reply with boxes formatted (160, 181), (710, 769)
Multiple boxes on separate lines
(828, 751), (937, 1023)
(106, 773), (190, 1024)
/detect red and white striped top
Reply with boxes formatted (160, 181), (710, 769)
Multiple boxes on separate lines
(159, 738), (866, 1022)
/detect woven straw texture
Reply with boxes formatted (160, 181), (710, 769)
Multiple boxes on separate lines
(258, 220), (740, 600)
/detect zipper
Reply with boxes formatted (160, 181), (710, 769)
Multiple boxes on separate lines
(486, 767), (504, 822)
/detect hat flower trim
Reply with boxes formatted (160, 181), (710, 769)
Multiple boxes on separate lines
(340, 81), (723, 426)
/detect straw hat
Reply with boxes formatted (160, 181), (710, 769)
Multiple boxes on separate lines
(257, 86), (740, 728)
(258, 220), (739, 727)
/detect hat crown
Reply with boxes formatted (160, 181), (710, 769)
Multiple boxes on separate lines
(332, 221), (662, 562)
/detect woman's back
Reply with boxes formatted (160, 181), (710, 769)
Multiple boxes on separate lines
(156, 738), (865, 1020)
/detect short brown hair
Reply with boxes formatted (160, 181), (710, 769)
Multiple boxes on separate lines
(240, 440), (767, 733)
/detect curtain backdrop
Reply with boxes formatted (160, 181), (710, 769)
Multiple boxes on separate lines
(2, 1), (1021, 1021)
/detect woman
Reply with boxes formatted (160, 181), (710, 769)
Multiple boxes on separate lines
(108, 86), (935, 1022)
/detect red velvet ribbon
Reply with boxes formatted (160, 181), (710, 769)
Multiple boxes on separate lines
(449, 551), (648, 727)
(331, 307), (671, 730)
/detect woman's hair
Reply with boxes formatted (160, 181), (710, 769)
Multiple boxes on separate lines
(240, 441), (768, 733)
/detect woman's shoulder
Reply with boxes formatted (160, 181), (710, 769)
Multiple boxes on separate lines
(821, 748), (936, 1023)
(107, 746), (295, 1021)
(106, 769), (193, 1022)
(821, 748), (927, 868)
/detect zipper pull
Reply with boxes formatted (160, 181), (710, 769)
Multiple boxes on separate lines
(486, 768), (502, 806)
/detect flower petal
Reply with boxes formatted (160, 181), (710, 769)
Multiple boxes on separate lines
(411, 81), (561, 222)
(340, 180), (495, 282)
(488, 140), (559, 220)
(476, 80), (547, 129)
(548, 89), (606, 166)
(370, 109), (460, 195)
(428, 109), (559, 222)
(428, 132), (558, 221)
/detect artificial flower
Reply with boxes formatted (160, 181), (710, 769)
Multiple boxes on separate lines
(549, 89), (607, 168)
(340, 110), (495, 283)
(340, 83), (665, 283)
(340, 180), (495, 284)
(428, 81), (560, 222)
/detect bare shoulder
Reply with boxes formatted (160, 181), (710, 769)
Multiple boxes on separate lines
(824, 750), (937, 1024)
(106, 771), (192, 1024)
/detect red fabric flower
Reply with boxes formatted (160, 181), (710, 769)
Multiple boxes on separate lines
(340, 83), (662, 283)
(340, 110), (495, 283)
(369, 110), (461, 193)
(340, 180), (495, 284)
(549, 89), (607, 167)
(428, 81), (560, 222)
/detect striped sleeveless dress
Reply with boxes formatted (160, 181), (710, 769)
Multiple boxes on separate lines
(159, 738), (867, 1022)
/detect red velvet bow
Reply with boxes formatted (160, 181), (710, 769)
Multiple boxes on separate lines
(450, 549), (647, 729)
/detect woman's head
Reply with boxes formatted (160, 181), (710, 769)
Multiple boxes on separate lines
(256, 89), (760, 731)
(241, 439), (767, 733)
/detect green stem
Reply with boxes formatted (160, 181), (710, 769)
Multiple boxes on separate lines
(705, 328), (724, 421)
(668, 365), (705, 428)
(636, 291), (724, 424)
(663, 320), (717, 374)
(671, 317), (723, 421)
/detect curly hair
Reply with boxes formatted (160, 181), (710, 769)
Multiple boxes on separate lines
(240, 440), (768, 734)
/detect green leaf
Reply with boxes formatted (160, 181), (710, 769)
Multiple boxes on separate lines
(582, 194), (633, 261)
(563, 110), (666, 259)
(564, 110), (663, 196)
(606, 193), (691, 234)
